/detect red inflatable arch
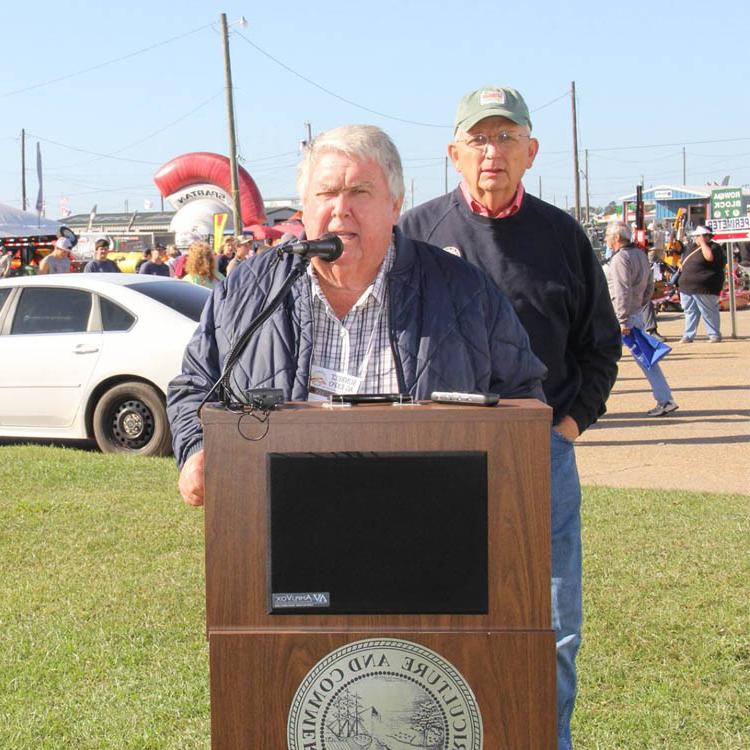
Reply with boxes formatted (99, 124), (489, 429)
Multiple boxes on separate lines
(153, 152), (266, 227)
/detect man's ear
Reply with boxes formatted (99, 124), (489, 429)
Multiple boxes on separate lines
(447, 142), (460, 171)
(392, 196), (404, 221)
(526, 138), (540, 169)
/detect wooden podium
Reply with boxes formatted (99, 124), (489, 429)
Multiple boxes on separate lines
(202, 400), (556, 749)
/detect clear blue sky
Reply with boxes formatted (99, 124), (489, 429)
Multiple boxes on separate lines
(2, 0), (749, 218)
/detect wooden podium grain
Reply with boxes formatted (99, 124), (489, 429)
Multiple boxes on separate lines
(202, 400), (556, 749)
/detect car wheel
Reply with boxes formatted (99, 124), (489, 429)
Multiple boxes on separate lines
(93, 382), (172, 457)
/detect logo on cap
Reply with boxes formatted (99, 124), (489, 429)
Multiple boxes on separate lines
(479, 89), (505, 106)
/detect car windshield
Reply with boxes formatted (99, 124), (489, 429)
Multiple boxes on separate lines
(126, 281), (210, 322)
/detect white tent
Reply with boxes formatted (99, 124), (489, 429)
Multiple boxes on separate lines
(0, 202), (63, 238)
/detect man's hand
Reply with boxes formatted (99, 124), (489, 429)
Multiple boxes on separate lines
(553, 415), (580, 442)
(697, 236), (714, 261)
(178, 449), (205, 506)
(620, 324), (631, 336)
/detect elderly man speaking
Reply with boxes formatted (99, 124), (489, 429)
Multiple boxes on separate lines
(167, 124), (546, 507)
(400, 88), (622, 749)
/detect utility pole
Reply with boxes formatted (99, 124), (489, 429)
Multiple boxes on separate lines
(220, 13), (243, 238)
(682, 146), (686, 184)
(411, 178), (415, 210)
(21, 129), (27, 211)
(538, 175), (542, 200)
(584, 149), (590, 223)
(571, 81), (581, 222)
(444, 157), (448, 194)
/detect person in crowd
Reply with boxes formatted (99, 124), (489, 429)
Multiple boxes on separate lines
(225, 238), (253, 275)
(0, 246), (12, 278)
(398, 85), (621, 750)
(165, 245), (182, 277)
(134, 248), (151, 274)
(640, 247), (664, 341)
(678, 226), (725, 343)
(216, 237), (236, 277)
(604, 222), (678, 416)
(736, 240), (750, 270)
(664, 233), (684, 269)
(182, 241), (225, 289)
(39, 237), (72, 274)
(83, 239), (120, 273)
(167, 123), (547, 508)
(138, 246), (171, 277)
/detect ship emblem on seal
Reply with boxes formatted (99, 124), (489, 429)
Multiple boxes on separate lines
(288, 638), (482, 749)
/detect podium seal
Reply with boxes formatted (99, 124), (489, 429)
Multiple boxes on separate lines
(288, 637), (482, 749)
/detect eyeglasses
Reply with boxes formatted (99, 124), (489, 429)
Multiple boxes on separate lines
(456, 132), (530, 151)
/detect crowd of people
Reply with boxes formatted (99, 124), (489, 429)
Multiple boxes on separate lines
(20, 233), (282, 291)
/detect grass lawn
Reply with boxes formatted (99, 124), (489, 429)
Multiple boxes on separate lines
(1, 445), (748, 749)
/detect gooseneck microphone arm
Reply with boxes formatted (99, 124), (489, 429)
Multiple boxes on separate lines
(196, 257), (311, 414)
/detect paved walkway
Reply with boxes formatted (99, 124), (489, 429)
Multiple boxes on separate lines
(576, 309), (750, 495)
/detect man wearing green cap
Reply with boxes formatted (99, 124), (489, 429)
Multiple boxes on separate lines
(400, 86), (621, 750)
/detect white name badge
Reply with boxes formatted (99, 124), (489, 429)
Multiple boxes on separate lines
(308, 365), (362, 401)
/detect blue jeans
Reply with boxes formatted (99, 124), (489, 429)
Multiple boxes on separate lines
(632, 355), (673, 404)
(551, 429), (582, 750)
(680, 292), (721, 339)
(626, 313), (673, 404)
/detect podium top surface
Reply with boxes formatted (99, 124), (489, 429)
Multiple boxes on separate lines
(202, 398), (551, 427)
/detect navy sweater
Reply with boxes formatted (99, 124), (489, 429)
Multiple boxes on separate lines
(399, 189), (620, 433)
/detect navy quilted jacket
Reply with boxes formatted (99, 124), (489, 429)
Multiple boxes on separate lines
(167, 229), (547, 467)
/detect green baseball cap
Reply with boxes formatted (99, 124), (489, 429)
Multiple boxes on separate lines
(453, 86), (532, 134)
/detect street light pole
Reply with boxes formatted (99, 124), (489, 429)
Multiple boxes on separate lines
(21, 129), (27, 211)
(585, 149), (590, 223)
(220, 13), (243, 239)
(571, 81), (581, 222)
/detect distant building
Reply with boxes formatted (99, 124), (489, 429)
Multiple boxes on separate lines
(618, 185), (710, 227)
(62, 199), (301, 243)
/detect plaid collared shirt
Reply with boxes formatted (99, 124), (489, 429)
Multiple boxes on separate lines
(308, 245), (399, 398)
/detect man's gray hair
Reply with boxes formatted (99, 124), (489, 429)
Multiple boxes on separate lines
(296, 124), (405, 202)
(606, 221), (632, 242)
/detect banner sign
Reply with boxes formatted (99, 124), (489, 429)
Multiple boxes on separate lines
(710, 187), (743, 220)
(213, 213), (229, 252)
(709, 188), (750, 241)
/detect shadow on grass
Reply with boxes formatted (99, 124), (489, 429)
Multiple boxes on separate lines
(0, 437), (98, 452)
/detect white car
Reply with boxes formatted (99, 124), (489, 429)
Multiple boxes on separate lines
(0, 273), (210, 456)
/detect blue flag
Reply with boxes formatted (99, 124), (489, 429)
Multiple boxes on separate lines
(622, 327), (671, 370)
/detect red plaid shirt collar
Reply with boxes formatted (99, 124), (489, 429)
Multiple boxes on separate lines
(460, 180), (525, 219)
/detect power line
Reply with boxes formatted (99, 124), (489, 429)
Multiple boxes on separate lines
(27, 133), (161, 165)
(589, 150), (683, 165)
(234, 31), (450, 129)
(588, 136), (750, 153)
(1, 23), (214, 98)
(531, 92), (569, 113)
(46, 91), (225, 172)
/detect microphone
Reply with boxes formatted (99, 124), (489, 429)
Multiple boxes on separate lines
(277, 232), (343, 262)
